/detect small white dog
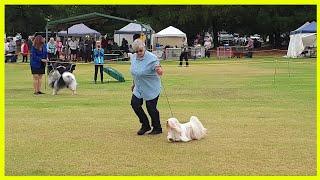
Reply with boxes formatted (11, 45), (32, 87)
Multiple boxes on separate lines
(166, 116), (207, 142)
(48, 66), (77, 95)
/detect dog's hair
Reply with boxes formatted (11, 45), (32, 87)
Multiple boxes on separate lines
(166, 116), (207, 142)
(48, 65), (77, 95)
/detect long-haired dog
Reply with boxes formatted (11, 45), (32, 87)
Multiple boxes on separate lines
(167, 116), (207, 142)
(48, 64), (77, 95)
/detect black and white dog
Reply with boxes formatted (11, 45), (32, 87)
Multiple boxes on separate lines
(48, 63), (77, 95)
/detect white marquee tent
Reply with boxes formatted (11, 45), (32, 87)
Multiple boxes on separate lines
(152, 26), (187, 49)
(114, 23), (154, 46)
(57, 23), (101, 37)
(286, 21), (316, 58)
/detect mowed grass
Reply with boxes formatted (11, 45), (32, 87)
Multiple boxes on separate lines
(5, 57), (316, 175)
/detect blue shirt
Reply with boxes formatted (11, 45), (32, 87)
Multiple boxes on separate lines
(130, 50), (161, 101)
(93, 48), (104, 64)
(47, 42), (56, 54)
(30, 46), (47, 69)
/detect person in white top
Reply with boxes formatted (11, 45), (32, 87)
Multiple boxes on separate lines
(68, 37), (78, 61)
(204, 40), (211, 58)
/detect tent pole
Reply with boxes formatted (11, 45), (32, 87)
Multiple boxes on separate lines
(45, 26), (48, 44)
(66, 27), (69, 61)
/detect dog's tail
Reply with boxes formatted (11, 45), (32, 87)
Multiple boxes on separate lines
(190, 116), (207, 140)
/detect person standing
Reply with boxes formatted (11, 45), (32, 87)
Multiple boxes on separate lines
(69, 37), (78, 61)
(121, 38), (129, 53)
(47, 37), (57, 60)
(93, 41), (104, 84)
(21, 39), (29, 63)
(246, 37), (254, 58)
(30, 35), (48, 95)
(8, 38), (16, 55)
(130, 39), (164, 135)
(27, 36), (34, 60)
(84, 37), (92, 62)
(204, 40), (211, 58)
(179, 44), (189, 67)
(55, 37), (63, 59)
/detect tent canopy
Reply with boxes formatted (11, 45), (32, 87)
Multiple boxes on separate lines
(154, 26), (186, 37)
(290, 21), (316, 35)
(152, 26), (187, 48)
(46, 12), (139, 30)
(115, 23), (154, 34)
(286, 21), (316, 58)
(302, 33), (316, 47)
(58, 23), (101, 37)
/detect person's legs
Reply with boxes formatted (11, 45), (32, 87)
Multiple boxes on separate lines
(99, 65), (104, 83)
(32, 74), (39, 93)
(179, 52), (183, 66)
(131, 94), (151, 132)
(184, 52), (189, 66)
(38, 74), (43, 92)
(146, 95), (162, 133)
(84, 51), (88, 63)
(94, 65), (98, 83)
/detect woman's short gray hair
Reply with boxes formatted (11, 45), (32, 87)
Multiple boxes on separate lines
(132, 39), (145, 52)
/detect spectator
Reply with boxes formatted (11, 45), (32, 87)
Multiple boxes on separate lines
(204, 40), (211, 58)
(21, 39), (29, 63)
(128, 45), (134, 53)
(101, 37), (108, 50)
(47, 37), (57, 60)
(69, 37), (78, 61)
(5, 38), (9, 54)
(8, 38), (16, 55)
(246, 37), (254, 58)
(179, 38), (189, 67)
(106, 39), (113, 53)
(84, 37), (93, 62)
(55, 37), (63, 59)
(78, 37), (85, 61)
(93, 41), (104, 84)
(121, 38), (129, 53)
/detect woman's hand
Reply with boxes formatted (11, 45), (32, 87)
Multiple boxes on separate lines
(155, 65), (163, 76)
(41, 59), (48, 63)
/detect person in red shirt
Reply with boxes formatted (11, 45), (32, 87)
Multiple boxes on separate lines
(21, 39), (29, 63)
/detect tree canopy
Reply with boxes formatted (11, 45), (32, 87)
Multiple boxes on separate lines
(5, 5), (316, 48)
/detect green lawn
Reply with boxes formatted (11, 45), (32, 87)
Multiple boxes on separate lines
(5, 57), (316, 175)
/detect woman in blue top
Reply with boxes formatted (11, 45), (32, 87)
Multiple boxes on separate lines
(130, 39), (164, 135)
(30, 35), (48, 95)
(93, 41), (104, 84)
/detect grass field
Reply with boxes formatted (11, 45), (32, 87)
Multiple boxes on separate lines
(5, 57), (316, 175)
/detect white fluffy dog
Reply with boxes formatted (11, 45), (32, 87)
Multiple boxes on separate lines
(48, 66), (77, 95)
(166, 116), (207, 142)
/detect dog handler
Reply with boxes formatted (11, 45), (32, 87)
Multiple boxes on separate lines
(130, 39), (164, 135)
(30, 35), (48, 95)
